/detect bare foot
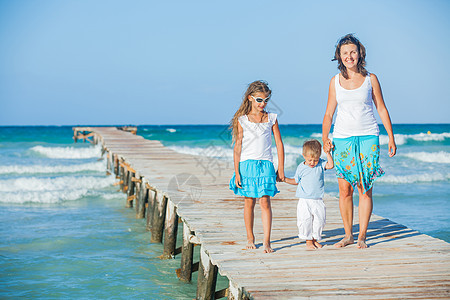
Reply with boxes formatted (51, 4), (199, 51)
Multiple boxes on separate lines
(246, 240), (257, 249)
(313, 239), (323, 249)
(357, 239), (369, 249)
(306, 240), (317, 250)
(263, 243), (274, 253)
(334, 236), (354, 248)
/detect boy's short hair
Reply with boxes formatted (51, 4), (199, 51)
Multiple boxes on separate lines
(302, 139), (322, 158)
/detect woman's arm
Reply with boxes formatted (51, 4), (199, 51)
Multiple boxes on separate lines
(272, 119), (285, 182)
(371, 73), (397, 157)
(233, 122), (243, 188)
(322, 77), (337, 153)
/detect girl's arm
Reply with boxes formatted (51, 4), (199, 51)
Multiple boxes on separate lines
(233, 122), (243, 188)
(322, 77), (337, 153)
(325, 151), (334, 170)
(371, 73), (397, 157)
(272, 119), (285, 182)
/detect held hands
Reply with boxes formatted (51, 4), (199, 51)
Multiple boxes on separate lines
(322, 138), (333, 154)
(276, 171), (285, 182)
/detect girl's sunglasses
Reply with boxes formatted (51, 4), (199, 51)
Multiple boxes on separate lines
(251, 95), (270, 103)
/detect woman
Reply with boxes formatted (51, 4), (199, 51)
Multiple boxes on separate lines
(322, 34), (397, 249)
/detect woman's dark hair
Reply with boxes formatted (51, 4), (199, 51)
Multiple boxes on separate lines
(332, 34), (368, 79)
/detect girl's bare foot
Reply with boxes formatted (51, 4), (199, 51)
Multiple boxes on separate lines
(263, 243), (274, 253)
(313, 239), (323, 248)
(306, 240), (317, 250)
(334, 235), (354, 248)
(357, 239), (368, 249)
(246, 240), (257, 249)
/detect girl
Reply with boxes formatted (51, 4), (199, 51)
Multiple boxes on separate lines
(322, 34), (397, 249)
(229, 80), (285, 253)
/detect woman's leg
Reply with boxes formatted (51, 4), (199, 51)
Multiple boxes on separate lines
(356, 184), (373, 248)
(334, 178), (355, 247)
(244, 197), (256, 249)
(259, 195), (273, 253)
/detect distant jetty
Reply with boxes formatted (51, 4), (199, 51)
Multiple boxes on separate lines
(73, 126), (450, 299)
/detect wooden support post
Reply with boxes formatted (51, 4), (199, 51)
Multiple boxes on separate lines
(146, 189), (156, 231)
(179, 222), (194, 283)
(136, 180), (147, 219)
(114, 155), (120, 177)
(162, 200), (178, 259)
(150, 192), (167, 243)
(126, 170), (135, 208)
(197, 245), (218, 300)
(119, 163), (125, 191)
(228, 282), (249, 300)
(106, 151), (111, 172)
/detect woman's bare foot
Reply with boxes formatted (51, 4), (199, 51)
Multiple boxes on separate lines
(306, 240), (317, 250)
(263, 243), (274, 253)
(334, 235), (354, 248)
(246, 240), (257, 249)
(313, 239), (323, 248)
(357, 239), (368, 249)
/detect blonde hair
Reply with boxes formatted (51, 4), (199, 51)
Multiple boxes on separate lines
(229, 80), (272, 143)
(302, 139), (322, 158)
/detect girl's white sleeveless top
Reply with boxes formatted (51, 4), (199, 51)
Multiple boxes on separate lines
(333, 73), (379, 138)
(238, 113), (277, 162)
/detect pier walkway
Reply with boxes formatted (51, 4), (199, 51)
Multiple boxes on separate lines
(74, 127), (450, 299)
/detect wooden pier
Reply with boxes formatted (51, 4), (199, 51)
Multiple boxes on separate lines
(74, 126), (450, 299)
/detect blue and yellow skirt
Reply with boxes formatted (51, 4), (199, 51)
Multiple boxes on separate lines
(229, 159), (279, 198)
(333, 135), (385, 193)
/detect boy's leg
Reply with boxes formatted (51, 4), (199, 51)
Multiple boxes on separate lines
(312, 199), (326, 248)
(259, 196), (273, 253)
(244, 197), (256, 249)
(297, 198), (314, 248)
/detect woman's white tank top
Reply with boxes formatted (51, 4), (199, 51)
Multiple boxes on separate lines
(238, 113), (277, 162)
(333, 73), (379, 138)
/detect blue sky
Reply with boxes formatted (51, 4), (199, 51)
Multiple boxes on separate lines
(0, 0), (449, 125)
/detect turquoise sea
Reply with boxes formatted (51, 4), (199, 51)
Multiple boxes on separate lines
(1, 124), (449, 298)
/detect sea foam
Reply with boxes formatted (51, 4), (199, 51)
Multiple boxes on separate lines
(0, 175), (116, 203)
(0, 161), (106, 175)
(400, 151), (450, 164)
(31, 145), (102, 159)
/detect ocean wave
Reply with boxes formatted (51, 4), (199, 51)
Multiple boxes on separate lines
(168, 145), (233, 159)
(0, 176), (115, 192)
(0, 175), (116, 203)
(380, 132), (450, 145)
(0, 161), (106, 175)
(30, 145), (102, 159)
(400, 151), (450, 164)
(377, 172), (450, 184)
(166, 128), (177, 133)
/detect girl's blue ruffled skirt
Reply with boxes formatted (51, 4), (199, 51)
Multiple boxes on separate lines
(229, 159), (279, 198)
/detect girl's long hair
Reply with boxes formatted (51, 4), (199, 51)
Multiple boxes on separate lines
(229, 80), (271, 143)
(332, 34), (368, 79)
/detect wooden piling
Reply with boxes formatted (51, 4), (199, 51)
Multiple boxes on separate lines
(197, 244), (218, 300)
(146, 188), (156, 231)
(179, 222), (195, 283)
(126, 169), (135, 208)
(150, 191), (167, 243)
(162, 200), (178, 259)
(136, 179), (147, 219)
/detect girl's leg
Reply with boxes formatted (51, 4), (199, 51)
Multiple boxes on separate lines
(244, 197), (256, 249)
(356, 184), (373, 249)
(334, 178), (355, 247)
(259, 195), (273, 253)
